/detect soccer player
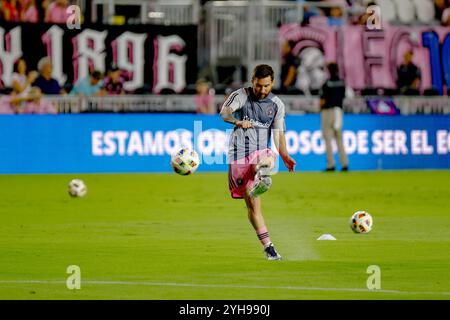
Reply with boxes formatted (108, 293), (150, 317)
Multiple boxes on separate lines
(220, 64), (296, 260)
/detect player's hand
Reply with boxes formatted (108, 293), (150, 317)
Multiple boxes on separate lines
(283, 155), (296, 172)
(236, 120), (253, 129)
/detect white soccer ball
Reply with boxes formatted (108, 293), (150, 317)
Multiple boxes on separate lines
(68, 179), (87, 197)
(349, 210), (373, 234)
(170, 148), (200, 175)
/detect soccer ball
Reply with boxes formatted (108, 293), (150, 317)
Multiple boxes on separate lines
(68, 179), (87, 197)
(170, 148), (200, 175)
(349, 210), (373, 234)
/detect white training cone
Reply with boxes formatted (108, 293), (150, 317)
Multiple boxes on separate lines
(317, 234), (337, 240)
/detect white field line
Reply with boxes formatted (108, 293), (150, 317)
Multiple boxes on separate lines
(0, 280), (449, 296)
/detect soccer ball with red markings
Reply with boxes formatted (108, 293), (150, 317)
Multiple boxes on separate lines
(349, 211), (373, 234)
(170, 148), (200, 176)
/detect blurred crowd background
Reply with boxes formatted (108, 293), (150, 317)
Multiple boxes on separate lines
(0, 0), (450, 114)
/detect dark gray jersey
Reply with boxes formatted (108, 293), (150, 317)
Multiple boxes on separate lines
(221, 87), (286, 161)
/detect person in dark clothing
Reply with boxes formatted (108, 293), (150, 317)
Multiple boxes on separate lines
(319, 62), (348, 171)
(33, 57), (62, 95)
(397, 50), (421, 95)
(434, 0), (448, 22)
(104, 65), (125, 95)
(279, 40), (300, 93)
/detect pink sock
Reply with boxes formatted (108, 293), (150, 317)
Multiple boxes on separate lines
(256, 226), (271, 247)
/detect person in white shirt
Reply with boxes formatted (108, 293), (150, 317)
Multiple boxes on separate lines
(11, 58), (38, 98)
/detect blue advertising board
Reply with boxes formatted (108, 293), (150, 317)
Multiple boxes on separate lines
(0, 114), (449, 174)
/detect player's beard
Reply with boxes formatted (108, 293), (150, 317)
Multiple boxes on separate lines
(256, 92), (268, 99)
(253, 90), (270, 100)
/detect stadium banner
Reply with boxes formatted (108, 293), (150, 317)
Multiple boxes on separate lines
(0, 114), (449, 174)
(279, 24), (450, 94)
(0, 22), (197, 92)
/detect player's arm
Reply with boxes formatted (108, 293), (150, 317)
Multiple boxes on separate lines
(273, 128), (296, 172)
(272, 98), (296, 172)
(220, 89), (252, 128)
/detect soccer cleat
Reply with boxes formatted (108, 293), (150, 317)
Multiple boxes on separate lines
(248, 175), (272, 198)
(264, 243), (282, 260)
(248, 162), (272, 198)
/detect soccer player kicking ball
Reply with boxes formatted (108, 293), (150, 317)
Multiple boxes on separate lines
(220, 64), (296, 260)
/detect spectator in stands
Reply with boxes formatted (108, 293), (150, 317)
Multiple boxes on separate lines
(44, 0), (68, 24)
(319, 62), (348, 172)
(33, 57), (63, 95)
(70, 70), (105, 96)
(328, 7), (344, 26)
(0, 90), (30, 114)
(195, 79), (215, 114)
(0, 94), (18, 114)
(327, 1), (346, 26)
(280, 40), (300, 93)
(303, 1), (323, 21)
(20, 0), (38, 22)
(1, 86), (58, 114)
(21, 87), (57, 114)
(441, 6), (450, 26)
(103, 65), (125, 95)
(346, 0), (367, 25)
(396, 50), (421, 95)
(12, 58), (38, 97)
(40, 0), (50, 20)
(435, 0), (448, 22)
(1, 0), (20, 21)
(357, 1), (376, 26)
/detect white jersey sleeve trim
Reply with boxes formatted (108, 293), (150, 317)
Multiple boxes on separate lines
(221, 88), (247, 112)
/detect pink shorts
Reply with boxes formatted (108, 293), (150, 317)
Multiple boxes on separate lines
(228, 148), (276, 199)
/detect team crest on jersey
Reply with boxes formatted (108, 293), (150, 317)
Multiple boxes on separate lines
(266, 106), (275, 116)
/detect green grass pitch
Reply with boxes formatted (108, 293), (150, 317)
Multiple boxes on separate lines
(0, 170), (449, 299)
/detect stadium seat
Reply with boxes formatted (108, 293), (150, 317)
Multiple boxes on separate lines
(413, 0), (434, 24)
(375, 0), (397, 22)
(394, 0), (416, 23)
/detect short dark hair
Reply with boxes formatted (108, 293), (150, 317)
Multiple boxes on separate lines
(327, 62), (339, 78)
(252, 64), (274, 81)
(90, 70), (103, 80)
